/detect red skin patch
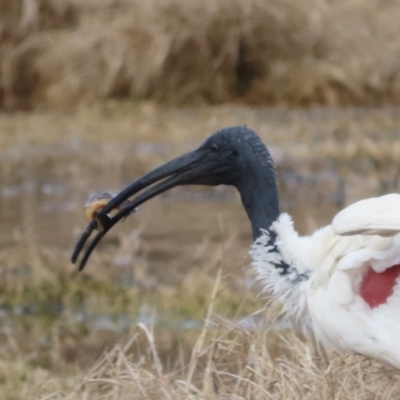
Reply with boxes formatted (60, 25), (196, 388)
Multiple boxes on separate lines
(360, 264), (400, 308)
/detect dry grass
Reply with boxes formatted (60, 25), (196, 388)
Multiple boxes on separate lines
(1, 0), (400, 109)
(18, 296), (400, 400)
(2, 261), (400, 399)
(52, 326), (400, 400)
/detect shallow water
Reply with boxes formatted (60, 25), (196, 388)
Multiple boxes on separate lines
(0, 136), (343, 251)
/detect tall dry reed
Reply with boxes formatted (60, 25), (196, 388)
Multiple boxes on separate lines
(46, 303), (400, 400)
(1, 0), (400, 109)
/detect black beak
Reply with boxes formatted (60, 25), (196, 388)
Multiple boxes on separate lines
(72, 147), (216, 271)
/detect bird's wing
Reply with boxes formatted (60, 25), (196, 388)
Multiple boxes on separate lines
(332, 194), (400, 237)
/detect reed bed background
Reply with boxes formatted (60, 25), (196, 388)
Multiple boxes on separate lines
(1, 0), (400, 109)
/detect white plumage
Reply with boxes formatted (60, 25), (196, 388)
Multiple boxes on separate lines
(251, 193), (400, 369)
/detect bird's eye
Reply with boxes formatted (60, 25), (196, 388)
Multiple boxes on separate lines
(233, 150), (238, 157)
(210, 143), (218, 152)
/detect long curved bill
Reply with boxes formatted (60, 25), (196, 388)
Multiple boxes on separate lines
(72, 148), (209, 271)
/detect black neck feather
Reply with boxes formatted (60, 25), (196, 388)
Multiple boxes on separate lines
(234, 140), (280, 240)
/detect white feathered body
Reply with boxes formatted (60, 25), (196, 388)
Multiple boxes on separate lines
(251, 194), (400, 369)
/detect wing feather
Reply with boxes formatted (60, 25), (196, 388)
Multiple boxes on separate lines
(332, 194), (400, 236)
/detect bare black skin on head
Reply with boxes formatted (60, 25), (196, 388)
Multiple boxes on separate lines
(72, 126), (280, 271)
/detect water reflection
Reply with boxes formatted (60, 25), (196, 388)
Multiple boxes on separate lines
(0, 142), (345, 248)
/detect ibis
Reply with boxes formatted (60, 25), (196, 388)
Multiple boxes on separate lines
(72, 126), (400, 369)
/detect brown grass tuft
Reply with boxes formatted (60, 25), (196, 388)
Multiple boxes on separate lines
(44, 313), (400, 400)
(1, 0), (400, 109)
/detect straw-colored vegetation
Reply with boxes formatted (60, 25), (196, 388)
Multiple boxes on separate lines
(1, 0), (400, 109)
(53, 327), (400, 399)
(1, 255), (400, 399)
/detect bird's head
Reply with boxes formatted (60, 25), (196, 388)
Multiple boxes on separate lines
(72, 126), (278, 270)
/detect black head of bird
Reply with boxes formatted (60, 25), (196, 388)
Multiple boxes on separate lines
(72, 126), (280, 271)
